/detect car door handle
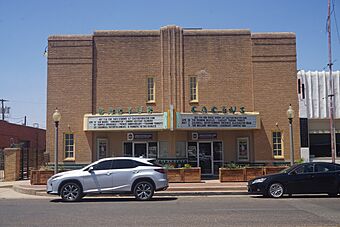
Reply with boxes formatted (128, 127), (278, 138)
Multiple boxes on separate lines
(106, 172), (114, 176)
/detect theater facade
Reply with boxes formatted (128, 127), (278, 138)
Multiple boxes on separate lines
(46, 25), (300, 175)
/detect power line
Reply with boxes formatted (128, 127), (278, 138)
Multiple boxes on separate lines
(332, 0), (340, 45)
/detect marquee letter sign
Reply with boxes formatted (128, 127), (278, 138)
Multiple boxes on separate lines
(176, 113), (260, 129)
(84, 113), (168, 131)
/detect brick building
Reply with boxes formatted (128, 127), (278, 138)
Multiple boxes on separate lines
(46, 25), (300, 176)
(0, 120), (46, 177)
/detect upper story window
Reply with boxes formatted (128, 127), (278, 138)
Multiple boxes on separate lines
(64, 133), (75, 160)
(147, 77), (155, 102)
(190, 77), (198, 102)
(272, 131), (283, 159)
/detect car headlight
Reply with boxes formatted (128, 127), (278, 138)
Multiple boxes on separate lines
(49, 174), (62, 181)
(252, 178), (267, 184)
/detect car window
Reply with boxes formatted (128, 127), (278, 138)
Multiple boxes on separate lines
(148, 159), (163, 167)
(295, 164), (314, 174)
(113, 160), (137, 169)
(93, 160), (113, 170)
(135, 161), (152, 167)
(314, 163), (335, 173)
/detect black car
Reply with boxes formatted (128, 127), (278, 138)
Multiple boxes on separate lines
(248, 162), (340, 198)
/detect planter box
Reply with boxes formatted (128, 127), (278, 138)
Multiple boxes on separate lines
(244, 167), (264, 181)
(219, 168), (245, 182)
(264, 166), (288, 175)
(166, 168), (201, 183)
(183, 167), (201, 183)
(30, 170), (54, 185)
(166, 169), (182, 183)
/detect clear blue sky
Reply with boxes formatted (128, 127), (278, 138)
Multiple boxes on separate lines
(0, 0), (339, 129)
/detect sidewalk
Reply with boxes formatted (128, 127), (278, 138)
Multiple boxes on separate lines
(1, 180), (248, 197)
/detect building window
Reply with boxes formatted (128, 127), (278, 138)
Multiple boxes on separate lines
(159, 141), (168, 158)
(190, 77), (198, 102)
(64, 133), (75, 160)
(147, 77), (155, 102)
(176, 141), (186, 158)
(272, 131), (283, 158)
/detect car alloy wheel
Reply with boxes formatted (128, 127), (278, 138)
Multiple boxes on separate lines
(60, 182), (82, 202)
(134, 181), (154, 201)
(268, 183), (284, 198)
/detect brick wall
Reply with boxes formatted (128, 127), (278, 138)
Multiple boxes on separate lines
(46, 26), (300, 164)
(47, 35), (93, 164)
(252, 33), (300, 161)
(0, 121), (46, 169)
(4, 148), (21, 181)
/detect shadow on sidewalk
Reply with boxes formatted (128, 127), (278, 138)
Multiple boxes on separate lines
(50, 197), (178, 203)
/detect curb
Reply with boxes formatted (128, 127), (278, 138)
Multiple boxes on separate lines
(0, 185), (13, 189)
(13, 184), (40, 196)
(13, 184), (248, 197)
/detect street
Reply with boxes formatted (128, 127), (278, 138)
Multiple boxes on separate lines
(0, 190), (340, 227)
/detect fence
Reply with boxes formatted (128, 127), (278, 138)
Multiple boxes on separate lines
(0, 149), (3, 181)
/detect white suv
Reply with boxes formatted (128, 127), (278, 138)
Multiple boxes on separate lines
(47, 157), (168, 202)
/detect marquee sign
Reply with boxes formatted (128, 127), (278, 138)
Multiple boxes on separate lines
(176, 113), (260, 129)
(84, 113), (168, 131)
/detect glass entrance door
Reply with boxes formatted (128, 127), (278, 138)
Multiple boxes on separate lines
(133, 143), (147, 158)
(198, 142), (213, 175)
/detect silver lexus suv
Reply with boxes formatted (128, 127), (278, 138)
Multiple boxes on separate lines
(47, 157), (168, 202)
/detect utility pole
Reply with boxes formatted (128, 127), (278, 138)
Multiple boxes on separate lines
(328, 0), (336, 163)
(0, 99), (9, 121)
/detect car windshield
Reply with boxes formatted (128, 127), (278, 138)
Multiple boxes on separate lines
(279, 164), (298, 174)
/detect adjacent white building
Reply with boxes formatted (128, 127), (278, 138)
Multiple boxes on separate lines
(298, 70), (340, 162)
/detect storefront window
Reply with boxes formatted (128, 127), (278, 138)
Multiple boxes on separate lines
(176, 141), (186, 158)
(124, 142), (132, 157)
(159, 141), (168, 158)
(148, 142), (158, 158)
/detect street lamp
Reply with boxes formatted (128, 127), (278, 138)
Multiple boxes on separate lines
(287, 104), (295, 166)
(52, 108), (61, 174)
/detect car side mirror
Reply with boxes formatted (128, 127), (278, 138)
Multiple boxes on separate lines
(289, 171), (297, 175)
(88, 166), (94, 172)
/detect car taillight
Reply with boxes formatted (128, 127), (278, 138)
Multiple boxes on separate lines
(154, 169), (165, 174)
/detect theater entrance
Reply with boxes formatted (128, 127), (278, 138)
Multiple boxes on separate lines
(187, 141), (223, 175)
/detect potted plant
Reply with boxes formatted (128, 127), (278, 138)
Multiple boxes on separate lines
(244, 166), (264, 181)
(219, 163), (245, 182)
(164, 164), (182, 183)
(182, 164), (201, 183)
(264, 165), (289, 175)
(30, 166), (54, 185)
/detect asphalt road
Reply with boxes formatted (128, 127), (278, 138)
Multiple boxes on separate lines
(0, 194), (340, 227)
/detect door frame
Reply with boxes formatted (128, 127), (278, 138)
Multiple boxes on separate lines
(198, 141), (214, 175)
(133, 142), (148, 158)
(187, 141), (224, 176)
